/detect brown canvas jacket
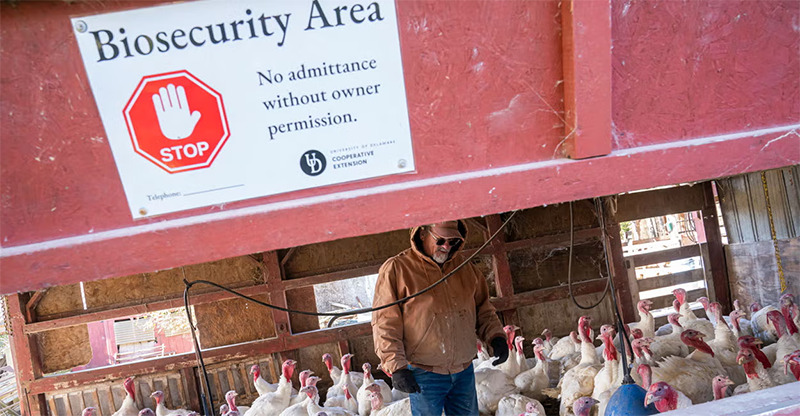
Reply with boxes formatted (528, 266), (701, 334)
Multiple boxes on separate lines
(371, 221), (505, 375)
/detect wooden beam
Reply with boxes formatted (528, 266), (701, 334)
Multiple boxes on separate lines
(486, 215), (518, 326)
(25, 290), (45, 323)
(7, 294), (44, 415)
(616, 185), (706, 222)
(647, 288), (707, 311)
(561, 0), (612, 159)
(490, 278), (608, 311)
(179, 367), (201, 413)
(703, 181), (732, 313)
(27, 322), (373, 395)
(603, 198), (636, 323)
(503, 227), (602, 252)
(625, 244), (707, 267)
(25, 284), (271, 334)
(636, 269), (705, 292)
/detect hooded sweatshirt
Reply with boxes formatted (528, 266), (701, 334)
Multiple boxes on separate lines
(372, 220), (505, 375)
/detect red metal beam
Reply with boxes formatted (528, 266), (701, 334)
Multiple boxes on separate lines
(561, 0), (613, 159)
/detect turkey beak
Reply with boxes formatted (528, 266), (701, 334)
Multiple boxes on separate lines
(753, 338), (763, 345)
(738, 356), (745, 365)
(644, 392), (655, 406)
(725, 378), (735, 386)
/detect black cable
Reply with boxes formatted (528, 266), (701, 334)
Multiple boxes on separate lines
(567, 200), (610, 310)
(183, 210), (518, 414)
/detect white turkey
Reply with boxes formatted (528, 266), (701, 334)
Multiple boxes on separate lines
(648, 313), (689, 360)
(302, 385), (356, 416)
(784, 350), (800, 381)
(706, 303), (746, 386)
(82, 408), (97, 416)
(548, 331), (580, 361)
(497, 325), (522, 377)
(737, 335), (774, 369)
(649, 329), (726, 404)
(734, 347), (779, 394)
(780, 293), (800, 331)
(628, 299), (655, 338)
(364, 384), (410, 416)
(729, 309), (754, 338)
(112, 377), (139, 416)
(250, 364), (277, 396)
(289, 370), (314, 406)
(494, 393), (544, 416)
(223, 390), (249, 415)
(151, 391), (193, 416)
(323, 353), (363, 389)
(280, 377), (319, 416)
(473, 340), (491, 368)
(749, 301), (779, 344)
(513, 336), (530, 373)
(644, 381), (692, 412)
(557, 315), (601, 416)
(765, 310), (800, 384)
(541, 328), (559, 355)
(673, 288), (715, 339)
(139, 410), (155, 416)
(474, 360), (519, 414)
(712, 375), (734, 400)
(591, 325), (623, 416)
(571, 397), (598, 416)
(356, 363), (391, 416)
(325, 354), (358, 408)
(244, 359), (297, 416)
(514, 343), (549, 400)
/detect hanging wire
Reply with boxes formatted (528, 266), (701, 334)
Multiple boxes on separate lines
(567, 199), (610, 309)
(183, 210), (519, 414)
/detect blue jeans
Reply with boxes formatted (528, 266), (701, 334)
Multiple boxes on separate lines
(409, 363), (479, 416)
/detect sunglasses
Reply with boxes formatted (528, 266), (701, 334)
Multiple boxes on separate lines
(428, 230), (463, 247)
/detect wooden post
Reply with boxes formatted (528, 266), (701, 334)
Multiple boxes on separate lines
(7, 294), (46, 415)
(602, 202), (636, 324)
(702, 181), (732, 313)
(179, 368), (201, 412)
(485, 215), (519, 327)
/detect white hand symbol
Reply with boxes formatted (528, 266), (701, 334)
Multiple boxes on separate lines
(152, 84), (201, 140)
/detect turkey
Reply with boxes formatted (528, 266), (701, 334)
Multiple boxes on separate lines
(224, 390), (249, 416)
(629, 299), (655, 338)
(648, 313), (689, 360)
(673, 288), (714, 339)
(325, 354), (358, 408)
(707, 303), (747, 386)
(644, 381), (692, 412)
(637, 364), (652, 389)
(251, 364), (277, 396)
(323, 353), (363, 389)
(513, 336), (530, 373)
(729, 309), (754, 338)
(497, 325), (522, 377)
(474, 360), (519, 414)
(592, 325), (623, 416)
(631, 337), (654, 367)
(734, 347), (778, 394)
(765, 310), (800, 384)
(82, 408), (97, 416)
(549, 331), (580, 361)
(737, 335), (774, 368)
(280, 377), (320, 416)
(220, 404), (229, 415)
(712, 375), (734, 400)
(151, 391), (192, 416)
(364, 384), (410, 416)
(784, 350), (800, 381)
(375, 365), (408, 402)
(494, 393), (544, 416)
(514, 343), (549, 400)
(356, 363), (391, 416)
(557, 316), (601, 416)
(749, 301), (779, 344)
(289, 370), (315, 406)
(244, 359), (297, 416)
(649, 329), (726, 404)
(780, 293), (800, 331)
(112, 377), (139, 416)
(474, 340), (491, 369)
(571, 397), (598, 416)
(541, 328), (559, 355)
(302, 385), (356, 416)
(139, 410), (155, 416)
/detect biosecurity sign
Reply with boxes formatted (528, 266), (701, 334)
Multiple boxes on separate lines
(72, 0), (414, 218)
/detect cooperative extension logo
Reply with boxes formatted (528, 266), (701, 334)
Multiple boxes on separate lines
(300, 150), (326, 176)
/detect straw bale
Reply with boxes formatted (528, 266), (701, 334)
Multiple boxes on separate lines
(34, 283), (83, 317)
(84, 256), (262, 309)
(38, 325), (91, 373)
(195, 294), (276, 348)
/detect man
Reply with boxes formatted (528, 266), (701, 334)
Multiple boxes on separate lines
(372, 220), (508, 415)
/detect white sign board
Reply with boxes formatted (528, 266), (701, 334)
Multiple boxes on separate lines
(72, 0), (414, 219)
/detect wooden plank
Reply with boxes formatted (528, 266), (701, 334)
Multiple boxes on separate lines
(503, 227), (602, 252)
(179, 368), (200, 412)
(636, 269), (705, 292)
(486, 215), (518, 326)
(625, 244), (707, 266)
(702, 181), (731, 313)
(616, 185), (706, 222)
(561, 0), (612, 159)
(646, 288), (706, 311)
(603, 199), (636, 323)
(6, 294), (44, 416)
(490, 278), (609, 311)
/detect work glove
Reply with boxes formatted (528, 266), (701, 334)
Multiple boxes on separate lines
(391, 368), (421, 393)
(490, 336), (509, 366)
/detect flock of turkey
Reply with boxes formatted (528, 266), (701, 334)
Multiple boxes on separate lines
(81, 289), (800, 416)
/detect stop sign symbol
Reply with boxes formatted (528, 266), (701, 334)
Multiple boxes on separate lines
(123, 70), (229, 173)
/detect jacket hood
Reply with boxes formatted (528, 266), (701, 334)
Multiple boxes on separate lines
(409, 220), (468, 263)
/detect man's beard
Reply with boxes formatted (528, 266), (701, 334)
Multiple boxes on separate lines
(432, 251), (449, 264)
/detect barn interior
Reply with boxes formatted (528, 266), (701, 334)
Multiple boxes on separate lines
(1, 1), (799, 416)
